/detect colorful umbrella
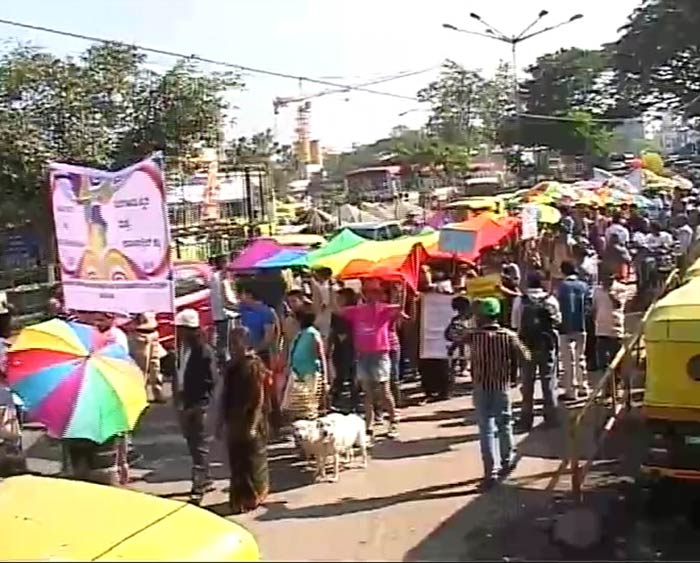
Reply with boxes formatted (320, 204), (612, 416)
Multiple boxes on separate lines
(7, 319), (147, 443)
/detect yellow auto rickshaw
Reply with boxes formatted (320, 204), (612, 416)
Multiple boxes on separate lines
(0, 475), (260, 561)
(683, 255), (700, 282)
(642, 276), (700, 482)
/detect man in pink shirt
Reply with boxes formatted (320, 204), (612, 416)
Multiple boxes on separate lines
(342, 281), (405, 440)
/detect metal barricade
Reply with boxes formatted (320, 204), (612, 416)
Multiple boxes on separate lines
(568, 268), (682, 503)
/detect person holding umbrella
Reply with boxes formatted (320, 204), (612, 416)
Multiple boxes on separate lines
(6, 318), (148, 486)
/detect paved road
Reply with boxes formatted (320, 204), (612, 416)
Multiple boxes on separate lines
(23, 376), (585, 561)
(19, 286), (665, 560)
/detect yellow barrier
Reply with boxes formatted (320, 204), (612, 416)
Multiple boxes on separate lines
(567, 268), (681, 503)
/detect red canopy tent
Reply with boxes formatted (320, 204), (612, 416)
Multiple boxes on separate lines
(431, 213), (519, 261)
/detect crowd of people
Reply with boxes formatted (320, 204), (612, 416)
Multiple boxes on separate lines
(1, 185), (699, 504)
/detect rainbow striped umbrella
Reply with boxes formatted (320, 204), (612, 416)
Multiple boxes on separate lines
(7, 319), (147, 443)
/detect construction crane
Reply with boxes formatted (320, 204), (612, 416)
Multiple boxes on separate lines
(273, 67), (439, 165)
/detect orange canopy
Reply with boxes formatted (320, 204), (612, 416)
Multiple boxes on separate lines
(338, 244), (428, 291)
(432, 213), (519, 260)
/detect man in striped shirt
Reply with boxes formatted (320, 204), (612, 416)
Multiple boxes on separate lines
(458, 297), (530, 489)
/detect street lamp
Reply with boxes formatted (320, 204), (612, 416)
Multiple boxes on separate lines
(442, 10), (583, 177)
(442, 10), (584, 114)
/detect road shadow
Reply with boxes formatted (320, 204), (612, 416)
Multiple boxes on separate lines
(404, 479), (638, 562)
(400, 407), (474, 424)
(370, 433), (479, 460)
(251, 477), (484, 522)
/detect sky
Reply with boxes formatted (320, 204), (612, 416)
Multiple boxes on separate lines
(1, 0), (642, 151)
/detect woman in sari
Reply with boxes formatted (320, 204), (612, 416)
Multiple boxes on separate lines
(218, 327), (269, 514)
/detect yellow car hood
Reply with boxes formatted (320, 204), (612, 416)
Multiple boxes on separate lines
(0, 475), (259, 561)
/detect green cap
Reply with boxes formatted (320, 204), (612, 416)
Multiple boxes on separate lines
(478, 297), (501, 318)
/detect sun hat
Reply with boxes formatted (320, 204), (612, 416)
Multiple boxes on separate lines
(174, 308), (200, 329)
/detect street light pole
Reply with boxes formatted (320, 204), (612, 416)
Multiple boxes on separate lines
(442, 11), (583, 181)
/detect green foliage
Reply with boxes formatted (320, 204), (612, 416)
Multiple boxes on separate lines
(0, 41), (242, 225)
(515, 112), (612, 157)
(607, 0), (700, 116)
(522, 48), (611, 116)
(418, 60), (485, 145)
(417, 59), (512, 147)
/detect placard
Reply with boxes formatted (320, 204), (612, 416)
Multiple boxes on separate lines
(465, 274), (502, 298)
(520, 203), (539, 240)
(419, 292), (454, 359)
(50, 157), (174, 314)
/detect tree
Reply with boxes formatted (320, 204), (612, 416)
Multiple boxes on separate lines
(607, 0), (700, 116)
(0, 42), (242, 227)
(521, 48), (611, 117)
(479, 61), (515, 146)
(417, 60), (485, 146)
(515, 111), (613, 157)
(226, 129), (297, 197)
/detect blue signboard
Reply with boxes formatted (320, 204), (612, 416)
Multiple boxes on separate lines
(0, 230), (40, 268)
(438, 228), (476, 254)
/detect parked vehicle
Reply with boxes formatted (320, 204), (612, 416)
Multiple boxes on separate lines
(641, 277), (700, 484)
(340, 220), (404, 241)
(158, 260), (214, 350)
(120, 260), (214, 351)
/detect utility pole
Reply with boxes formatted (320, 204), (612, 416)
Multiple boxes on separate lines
(442, 10), (584, 183)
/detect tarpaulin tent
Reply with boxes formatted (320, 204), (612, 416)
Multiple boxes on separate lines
(310, 229), (439, 275)
(338, 244), (428, 291)
(437, 213), (518, 260)
(229, 239), (306, 271)
(255, 249), (308, 269)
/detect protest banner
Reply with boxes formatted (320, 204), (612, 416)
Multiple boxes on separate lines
(465, 273), (503, 299)
(50, 156), (174, 314)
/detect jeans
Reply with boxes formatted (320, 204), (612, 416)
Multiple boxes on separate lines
(214, 319), (230, 366)
(596, 336), (622, 371)
(389, 348), (402, 406)
(178, 405), (211, 494)
(560, 332), (588, 397)
(520, 348), (558, 429)
(473, 386), (514, 479)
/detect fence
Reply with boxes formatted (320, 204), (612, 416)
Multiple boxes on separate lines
(567, 268), (682, 503)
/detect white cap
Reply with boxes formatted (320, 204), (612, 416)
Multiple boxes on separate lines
(175, 308), (200, 328)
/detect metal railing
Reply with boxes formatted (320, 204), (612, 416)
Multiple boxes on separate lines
(567, 268), (682, 503)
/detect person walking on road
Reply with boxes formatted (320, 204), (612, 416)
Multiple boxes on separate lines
(329, 288), (360, 413)
(217, 326), (270, 515)
(173, 309), (218, 505)
(209, 254), (237, 368)
(511, 271), (561, 431)
(592, 269), (627, 377)
(457, 298), (529, 490)
(127, 312), (166, 403)
(557, 261), (590, 401)
(342, 280), (405, 441)
(284, 309), (329, 422)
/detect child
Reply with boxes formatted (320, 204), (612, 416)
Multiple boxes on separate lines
(445, 295), (473, 378)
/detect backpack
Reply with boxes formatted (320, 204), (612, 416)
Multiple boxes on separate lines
(519, 296), (557, 350)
